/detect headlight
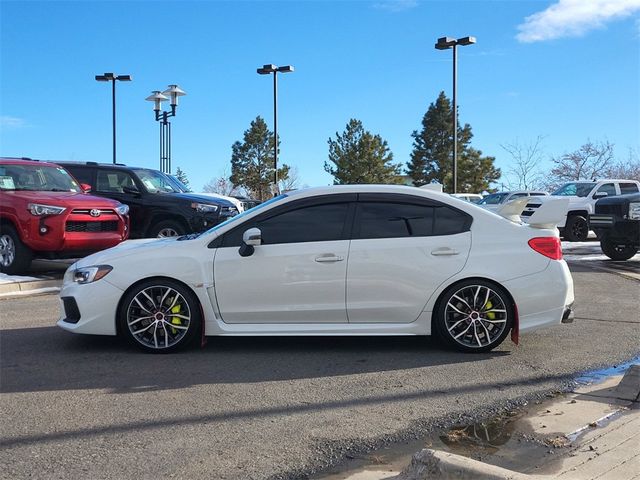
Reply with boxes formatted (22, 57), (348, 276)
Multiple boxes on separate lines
(220, 206), (239, 217)
(64, 265), (113, 285)
(28, 203), (65, 216)
(116, 204), (129, 216)
(629, 202), (640, 220)
(191, 202), (219, 213)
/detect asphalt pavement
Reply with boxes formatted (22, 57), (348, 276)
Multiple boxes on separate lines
(0, 261), (639, 480)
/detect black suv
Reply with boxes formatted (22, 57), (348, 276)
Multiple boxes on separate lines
(58, 162), (238, 238)
(590, 193), (640, 260)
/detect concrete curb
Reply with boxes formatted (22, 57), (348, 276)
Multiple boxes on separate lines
(0, 279), (62, 298)
(394, 449), (530, 480)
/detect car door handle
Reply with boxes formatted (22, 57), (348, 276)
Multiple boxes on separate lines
(431, 248), (460, 256)
(315, 255), (344, 263)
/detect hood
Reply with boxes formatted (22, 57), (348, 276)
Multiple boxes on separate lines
(75, 237), (175, 267)
(3, 190), (121, 208)
(167, 192), (236, 208)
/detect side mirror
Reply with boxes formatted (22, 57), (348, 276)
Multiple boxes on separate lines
(80, 183), (92, 193)
(239, 227), (261, 257)
(593, 192), (608, 200)
(122, 186), (140, 196)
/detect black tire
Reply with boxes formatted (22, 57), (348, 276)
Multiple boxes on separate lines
(600, 236), (638, 261)
(434, 279), (514, 353)
(148, 220), (186, 238)
(0, 224), (33, 275)
(118, 278), (202, 353)
(564, 215), (589, 242)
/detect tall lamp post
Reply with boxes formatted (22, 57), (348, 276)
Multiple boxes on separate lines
(145, 85), (186, 174)
(434, 36), (475, 194)
(95, 72), (132, 164)
(257, 64), (294, 194)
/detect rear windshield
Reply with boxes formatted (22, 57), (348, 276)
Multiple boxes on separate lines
(0, 164), (81, 192)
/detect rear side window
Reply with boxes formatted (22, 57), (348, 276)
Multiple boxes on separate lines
(620, 183), (639, 194)
(355, 202), (470, 239)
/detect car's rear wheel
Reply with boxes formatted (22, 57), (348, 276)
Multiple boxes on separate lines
(118, 279), (202, 353)
(600, 236), (638, 261)
(149, 220), (186, 238)
(0, 225), (32, 275)
(434, 280), (513, 353)
(564, 215), (589, 242)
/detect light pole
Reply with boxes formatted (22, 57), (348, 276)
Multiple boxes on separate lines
(145, 85), (186, 174)
(257, 64), (294, 194)
(95, 72), (132, 164)
(435, 36), (476, 194)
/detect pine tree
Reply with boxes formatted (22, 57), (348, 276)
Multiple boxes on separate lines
(408, 91), (497, 192)
(229, 116), (290, 201)
(174, 167), (191, 192)
(325, 119), (402, 185)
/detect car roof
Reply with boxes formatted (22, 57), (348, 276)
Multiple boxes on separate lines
(0, 157), (60, 167)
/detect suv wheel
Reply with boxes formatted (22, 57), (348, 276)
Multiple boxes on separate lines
(600, 236), (638, 261)
(149, 220), (186, 238)
(564, 215), (589, 242)
(0, 225), (33, 274)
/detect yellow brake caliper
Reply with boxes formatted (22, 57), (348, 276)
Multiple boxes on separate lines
(169, 304), (182, 334)
(484, 300), (496, 320)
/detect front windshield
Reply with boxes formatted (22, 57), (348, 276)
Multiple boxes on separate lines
(0, 164), (81, 192)
(477, 193), (508, 205)
(552, 182), (596, 197)
(133, 169), (181, 193)
(201, 194), (288, 237)
(166, 175), (188, 193)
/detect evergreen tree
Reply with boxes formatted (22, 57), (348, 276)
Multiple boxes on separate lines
(174, 167), (191, 192)
(408, 91), (497, 192)
(325, 119), (402, 185)
(229, 116), (289, 201)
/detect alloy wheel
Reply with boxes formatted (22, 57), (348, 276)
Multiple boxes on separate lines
(0, 234), (16, 267)
(157, 228), (180, 238)
(126, 285), (192, 349)
(444, 284), (509, 349)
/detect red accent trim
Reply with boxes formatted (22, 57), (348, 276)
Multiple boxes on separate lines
(510, 301), (520, 345)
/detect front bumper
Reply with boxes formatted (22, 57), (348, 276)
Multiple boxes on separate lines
(57, 278), (124, 335)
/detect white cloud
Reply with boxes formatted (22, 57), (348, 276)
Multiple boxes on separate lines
(516, 0), (640, 43)
(373, 0), (418, 13)
(0, 116), (26, 128)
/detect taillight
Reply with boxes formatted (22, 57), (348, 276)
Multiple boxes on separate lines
(528, 237), (562, 260)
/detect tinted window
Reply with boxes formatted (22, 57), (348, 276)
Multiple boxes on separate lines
(357, 202), (434, 239)
(596, 183), (616, 197)
(434, 206), (470, 235)
(477, 193), (508, 205)
(96, 170), (137, 193)
(530, 192), (546, 196)
(67, 167), (93, 186)
(620, 183), (639, 194)
(223, 202), (349, 246)
(510, 193), (529, 199)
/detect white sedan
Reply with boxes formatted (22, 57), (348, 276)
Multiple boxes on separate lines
(58, 185), (574, 353)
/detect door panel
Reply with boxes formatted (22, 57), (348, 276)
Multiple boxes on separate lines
(214, 241), (350, 323)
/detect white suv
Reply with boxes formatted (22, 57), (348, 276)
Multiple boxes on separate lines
(521, 179), (640, 241)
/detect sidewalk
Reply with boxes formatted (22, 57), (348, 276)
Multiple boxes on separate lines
(395, 365), (640, 480)
(0, 274), (61, 298)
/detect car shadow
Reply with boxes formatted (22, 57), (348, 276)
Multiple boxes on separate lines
(0, 326), (511, 394)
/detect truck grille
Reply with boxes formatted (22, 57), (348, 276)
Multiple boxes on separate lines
(65, 221), (119, 232)
(71, 208), (115, 215)
(595, 203), (626, 217)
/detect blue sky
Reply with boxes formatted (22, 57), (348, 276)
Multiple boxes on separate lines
(1, 0), (639, 192)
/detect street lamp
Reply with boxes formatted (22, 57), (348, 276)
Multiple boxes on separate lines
(435, 36), (476, 194)
(257, 64), (294, 194)
(145, 84), (186, 174)
(95, 72), (132, 164)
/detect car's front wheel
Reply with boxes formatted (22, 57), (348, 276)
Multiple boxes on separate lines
(0, 224), (33, 275)
(564, 215), (589, 242)
(149, 220), (186, 238)
(434, 280), (513, 353)
(600, 236), (638, 261)
(118, 279), (202, 353)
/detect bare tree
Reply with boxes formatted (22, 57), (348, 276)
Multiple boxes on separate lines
(604, 148), (640, 181)
(500, 136), (546, 190)
(548, 140), (614, 188)
(203, 167), (241, 196)
(279, 165), (301, 192)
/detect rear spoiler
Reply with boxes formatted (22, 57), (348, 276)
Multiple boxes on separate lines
(496, 197), (569, 229)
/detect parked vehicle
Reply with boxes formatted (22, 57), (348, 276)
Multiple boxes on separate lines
(522, 180), (640, 242)
(58, 185), (574, 354)
(0, 158), (129, 274)
(166, 174), (252, 213)
(451, 193), (483, 203)
(589, 192), (640, 260)
(57, 162), (238, 238)
(477, 191), (548, 212)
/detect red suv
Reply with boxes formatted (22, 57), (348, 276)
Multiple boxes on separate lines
(0, 158), (130, 274)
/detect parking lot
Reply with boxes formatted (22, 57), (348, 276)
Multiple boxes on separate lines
(1, 246), (638, 479)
